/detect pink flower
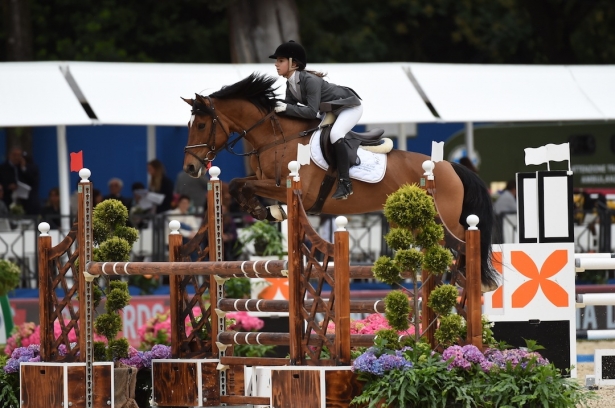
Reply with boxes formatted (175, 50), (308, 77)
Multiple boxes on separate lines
(226, 312), (264, 332)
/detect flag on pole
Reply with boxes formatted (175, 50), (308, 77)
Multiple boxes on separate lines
(546, 143), (570, 162)
(524, 146), (548, 166)
(431, 141), (444, 162)
(70, 151), (84, 172)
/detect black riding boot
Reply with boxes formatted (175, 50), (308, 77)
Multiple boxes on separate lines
(331, 139), (353, 200)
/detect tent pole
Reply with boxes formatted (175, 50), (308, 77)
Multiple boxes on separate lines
(398, 123), (407, 151)
(465, 122), (474, 164)
(147, 125), (156, 161)
(57, 125), (71, 232)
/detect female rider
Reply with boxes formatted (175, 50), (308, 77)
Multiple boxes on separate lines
(270, 40), (362, 200)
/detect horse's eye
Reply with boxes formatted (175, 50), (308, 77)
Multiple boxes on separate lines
(198, 123), (206, 130)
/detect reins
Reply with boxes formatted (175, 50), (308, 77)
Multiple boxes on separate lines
(184, 96), (327, 168)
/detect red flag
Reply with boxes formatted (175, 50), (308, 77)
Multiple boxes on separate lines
(70, 151), (84, 172)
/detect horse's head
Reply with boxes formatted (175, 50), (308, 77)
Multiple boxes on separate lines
(182, 94), (230, 178)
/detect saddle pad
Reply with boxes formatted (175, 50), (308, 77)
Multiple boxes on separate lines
(309, 129), (387, 183)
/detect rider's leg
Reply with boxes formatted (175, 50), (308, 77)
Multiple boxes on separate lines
(330, 105), (363, 200)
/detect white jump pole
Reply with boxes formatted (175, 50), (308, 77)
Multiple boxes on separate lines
(576, 293), (615, 306)
(575, 257), (615, 272)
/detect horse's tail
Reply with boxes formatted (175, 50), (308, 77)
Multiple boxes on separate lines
(450, 162), (499, 290)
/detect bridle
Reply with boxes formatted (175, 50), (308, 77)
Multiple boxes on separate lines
(184, 95), (276, 169)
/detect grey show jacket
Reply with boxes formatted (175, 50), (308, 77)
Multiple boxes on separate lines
(283, 70), (361, 119)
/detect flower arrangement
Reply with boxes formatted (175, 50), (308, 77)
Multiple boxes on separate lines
(352, 338), (593, 407)
(4, 320), (107, 356)
(138, 308), (204, 349)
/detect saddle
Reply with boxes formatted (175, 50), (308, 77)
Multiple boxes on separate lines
(318, 113), (386, 168)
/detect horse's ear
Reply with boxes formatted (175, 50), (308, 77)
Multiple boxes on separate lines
(181, 97), (194, 106)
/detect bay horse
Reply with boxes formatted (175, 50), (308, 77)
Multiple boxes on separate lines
(182, 73), (498, 290)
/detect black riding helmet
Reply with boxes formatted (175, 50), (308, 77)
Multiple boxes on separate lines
(269, 40), (307, 69)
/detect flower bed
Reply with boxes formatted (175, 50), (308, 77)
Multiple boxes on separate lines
(352, 340), (594, 407)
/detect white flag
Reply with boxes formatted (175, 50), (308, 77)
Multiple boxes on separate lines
(524, 146), (548, 166)
(546, 143), (570, 163)
(431, 141), (444, 162)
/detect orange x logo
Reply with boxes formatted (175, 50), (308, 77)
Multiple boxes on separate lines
(490, 252), (503, 308)
(258, 278), (289, 300)
(510, 250), (569, 308)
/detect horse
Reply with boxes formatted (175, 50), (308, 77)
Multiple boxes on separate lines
(181, 73), (499, 290)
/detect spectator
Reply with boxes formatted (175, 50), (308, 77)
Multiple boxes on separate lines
(147, 159), (174, 213)
(222, 203), (240, 260)
(129, 182), (150, 229)
(166, 195), (201, 242)
(104, 178), (132, 210)
(0, 147), (40, 215)
(40, 187), (61, 229)
(0, 185), (10, 232)
(175, 170), (208, 213)
(494, 179), (517, 216)
(93, 189), (104, 207)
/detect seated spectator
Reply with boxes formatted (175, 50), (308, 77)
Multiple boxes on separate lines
(129, 182), (150, 229)
(175, 170), (208, 213)
(147, 159), (174, 214)
(494, 179), (517, 215)
(166, 195), (201, 242)
(40, 187), (61, 229)
(104, 178), (132, 210)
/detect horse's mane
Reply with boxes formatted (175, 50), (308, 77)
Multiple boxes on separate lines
(209, 73), (278, 113)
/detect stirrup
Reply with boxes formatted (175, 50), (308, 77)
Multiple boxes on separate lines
(332, 179), (353, 200)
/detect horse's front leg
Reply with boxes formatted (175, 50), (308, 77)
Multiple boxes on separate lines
(229, 177), (289, 221)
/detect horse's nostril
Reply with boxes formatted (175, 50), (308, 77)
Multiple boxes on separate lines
(185, 164), (195, 174)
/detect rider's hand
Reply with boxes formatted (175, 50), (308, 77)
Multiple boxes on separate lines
(275, 101), (287, 113)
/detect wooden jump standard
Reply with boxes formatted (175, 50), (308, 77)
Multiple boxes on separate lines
(25, 161), (483, 408)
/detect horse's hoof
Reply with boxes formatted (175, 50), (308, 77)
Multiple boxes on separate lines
(253, 206), (267, 220)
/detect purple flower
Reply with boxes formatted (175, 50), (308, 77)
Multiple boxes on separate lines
(462, 345), (485, 364)
(3, 358), (20, 374)
(150, 344), (172, 359)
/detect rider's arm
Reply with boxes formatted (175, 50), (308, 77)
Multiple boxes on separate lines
(283, 74), (322, 119)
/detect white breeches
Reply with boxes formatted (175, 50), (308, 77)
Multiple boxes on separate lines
(329, 104), (363, 143)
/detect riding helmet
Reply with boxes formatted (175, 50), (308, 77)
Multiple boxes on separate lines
(269, 40), (307, 67)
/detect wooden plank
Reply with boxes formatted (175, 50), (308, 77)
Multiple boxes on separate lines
(201, 360), (220, 406)
(334, 228), (351, 364)
(93, 364), (113, 408)
(220, 395), (271, 405)
(38, 235), (52, 361)
(287, 180), (304, 364)
(227, 364), (245, 396)
(168, 233), (183, 357)
(220, 356), (290, 366)
(152, 361), (199, 406)
(67, 365), (86, 407)
(466, 227), (482, 348)
(20, 364), (64, 408)
(324, 370), (363, 408)
(271, 369), (320, 408)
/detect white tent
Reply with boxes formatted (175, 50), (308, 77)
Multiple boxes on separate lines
(0, 62), (93, 226)
(3, 61), (615, 219)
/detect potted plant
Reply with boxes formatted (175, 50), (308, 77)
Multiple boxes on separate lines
(238, 220), (285, 257)
(91, 199), (140, 407)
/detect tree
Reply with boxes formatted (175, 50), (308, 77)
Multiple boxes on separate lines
(227, 0), (300, 63)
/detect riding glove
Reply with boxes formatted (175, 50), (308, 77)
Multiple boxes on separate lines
(275, 101), (287, 112)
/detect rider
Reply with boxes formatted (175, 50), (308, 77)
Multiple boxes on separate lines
(270, 40), (362, 200)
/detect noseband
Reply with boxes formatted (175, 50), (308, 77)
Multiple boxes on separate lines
(184, 95), (276, 169)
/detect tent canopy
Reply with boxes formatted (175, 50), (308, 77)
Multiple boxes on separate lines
(408, 63), (607, 122)
(0, 62), (91, 127)
(66, 62), (436, 126)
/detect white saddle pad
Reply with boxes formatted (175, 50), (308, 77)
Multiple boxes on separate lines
(309, 129), (387, 183)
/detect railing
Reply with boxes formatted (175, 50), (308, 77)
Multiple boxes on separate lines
(9, 206), (615, 289)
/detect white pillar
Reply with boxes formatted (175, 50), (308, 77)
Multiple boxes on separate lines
(57, 125), (71, 232)
(465, 122), (474, 163)
(147, 125), (156, 161)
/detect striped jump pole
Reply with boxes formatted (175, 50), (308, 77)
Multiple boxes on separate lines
(577, 330), (615, 340)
